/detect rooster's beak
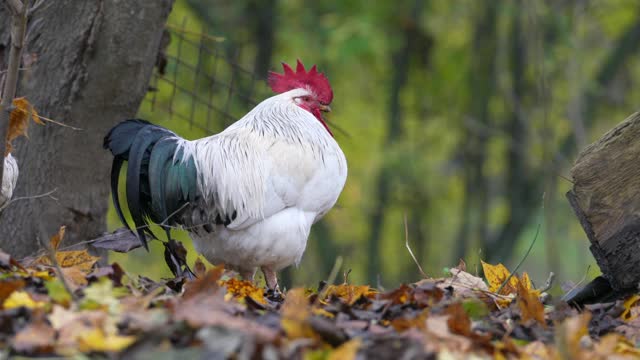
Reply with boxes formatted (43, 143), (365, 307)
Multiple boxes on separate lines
(319, 104), (331, 113)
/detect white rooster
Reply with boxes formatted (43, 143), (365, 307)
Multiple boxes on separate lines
(104, 60), (347, 290)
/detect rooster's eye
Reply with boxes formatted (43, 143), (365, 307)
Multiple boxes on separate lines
(303, 96), (310, 102)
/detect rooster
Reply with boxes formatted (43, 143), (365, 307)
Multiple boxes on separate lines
(104, 60), (347, 291)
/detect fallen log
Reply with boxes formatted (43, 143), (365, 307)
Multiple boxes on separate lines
(566, 111), (640, 305)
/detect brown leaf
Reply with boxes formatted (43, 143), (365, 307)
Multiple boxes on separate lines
(12, 316), (56, 354)
(391, 309), (428, 332)
(0, 278), (25, 303)
(194, 257), (207, 278)
(49, 226), (65, 251)
(6, 97), (43, 155)
(380, 284), (413, 305)
(182, 266), (224, 300)
(517, 277), (546, 327)
(61, 266), (88, 290)
(445, 303), (471, 337)
(322, 284), (376, 305)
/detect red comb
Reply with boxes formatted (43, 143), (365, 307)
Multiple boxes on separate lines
(268, 60), (333, 104)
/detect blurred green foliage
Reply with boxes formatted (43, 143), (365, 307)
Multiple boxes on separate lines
(109, 0), (640, 290)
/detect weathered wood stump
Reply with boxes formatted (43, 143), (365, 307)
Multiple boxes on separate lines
(566, 111), (640, 304)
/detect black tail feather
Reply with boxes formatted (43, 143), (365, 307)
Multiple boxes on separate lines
(104, 119), (195, 250)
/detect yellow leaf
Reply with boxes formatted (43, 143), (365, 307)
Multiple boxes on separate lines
(77, 328), (136, 353)
(322, 284), (376, 305)
(281, 288), (315, 339)
(328, 338), (361, 360)
(516, 278), (545, 327)
(3, 291), (46, 309)
(56, 250), (100, 271)
(481, 261), (517, 295)
(220, 278), (266, 305)
(621, 294), (640, 321)
(311, 307), (335, 318)
(34, 249), (100, 273)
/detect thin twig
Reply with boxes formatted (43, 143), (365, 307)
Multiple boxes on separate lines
(496, 193), (545, 294)
(403, 212), (427, 278)
(496, 222), (541, 295)
(539, 272), (555, 293)
(37, 234), (79, 302)
(0, 187), (57, 212)
(315, 256), (343, 306)
(37, 115), (83, 131)
(159, 202), (190, 227)
(562, 265), (591, 300)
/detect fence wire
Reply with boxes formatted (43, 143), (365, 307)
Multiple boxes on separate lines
(139, 21), (270, 136)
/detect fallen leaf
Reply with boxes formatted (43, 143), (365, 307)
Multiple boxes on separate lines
(445, 303), (472, 337)
(77, 328), (136, 353)
(481, 261), (517, 295)
(391, 309), (428, 332)
(61, 266), (88, 290)
(437, 268), (488, 295)
(0, 278), (25, 303)
(45, 279), (72, 306)
(311, 307), (335, 318)
(182, 265), (224, 300)
(34, 249), (100, 273)
(3, 291), (46, 309)
(517, 277), (545, 327)
(82, 277), (129, 313)
(220, 278), (266, 305)
(621, 294), (640, 321)
(328, 338), (361, 360)
(322, 284), (376, 305)
(281, 288), (315, 339)
(12, 316), (55, 353)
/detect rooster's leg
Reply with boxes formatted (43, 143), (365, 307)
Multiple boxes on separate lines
(262, 266), (283, 301)
(240, 269), (255, 282)
(261, 266), (279, 291)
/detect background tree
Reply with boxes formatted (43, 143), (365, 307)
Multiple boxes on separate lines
(0, 0), (173, 257)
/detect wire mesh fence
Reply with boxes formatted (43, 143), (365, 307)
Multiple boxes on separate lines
(138, 20), (271, 136)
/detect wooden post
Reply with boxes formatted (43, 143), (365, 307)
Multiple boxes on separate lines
(567, 111), (640, 302)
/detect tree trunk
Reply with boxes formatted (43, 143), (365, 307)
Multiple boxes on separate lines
(566, 111), (640, 304)
(0, 0), (174, 257)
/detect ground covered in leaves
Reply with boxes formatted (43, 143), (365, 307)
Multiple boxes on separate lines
(2, 228), (640, 359)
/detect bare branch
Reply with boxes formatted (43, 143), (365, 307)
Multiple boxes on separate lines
(4, 0), (24, 15)
(26, 0), (45, 17)
(0, 0), (30, 196)
(0, 188), (57, 213)
(403, 212), (427, 279)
